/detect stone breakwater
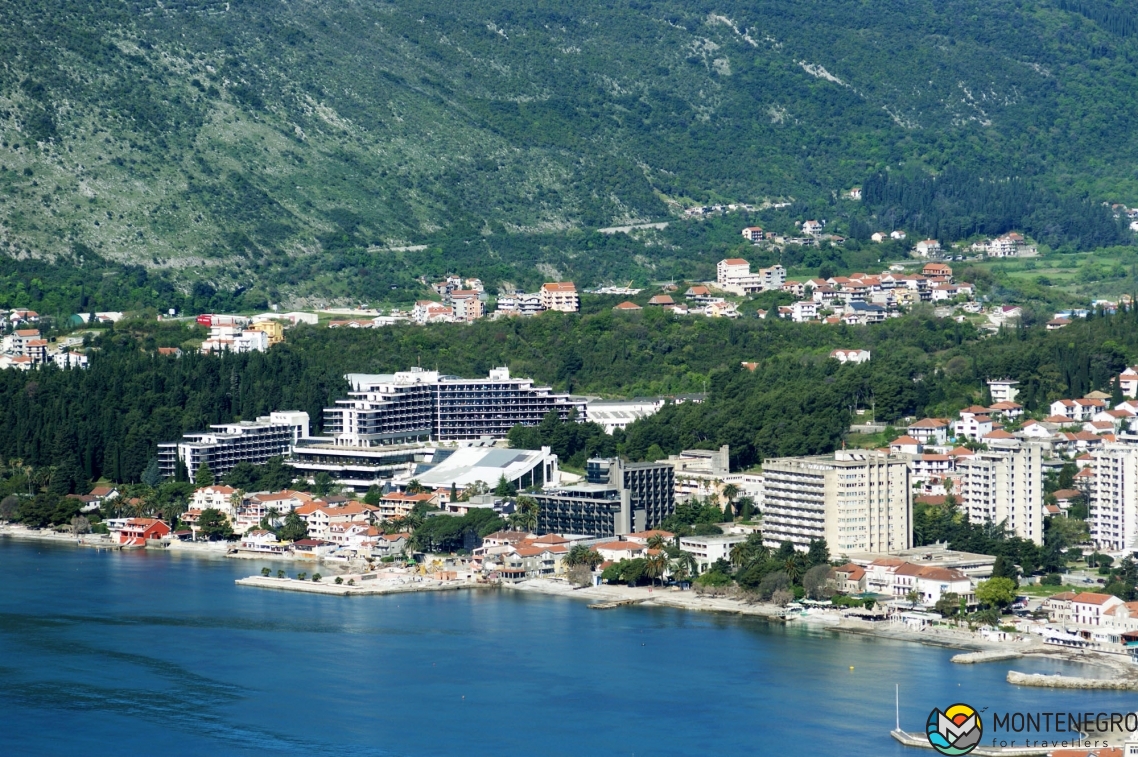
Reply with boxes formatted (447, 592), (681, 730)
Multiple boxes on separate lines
(953, 650), (1025, 664)
(1007, 671), (1138, 690)
(235, 575), (485, 596)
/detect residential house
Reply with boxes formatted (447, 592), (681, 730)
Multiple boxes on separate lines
(953, 407), (995, 440)
(684, 285), (716, 302)
(613, 301), (643, 312)
(922, 263), (953, 278)
(412, 301), (454, 325)
(801, 220), (823, 235)
(782, 280), (805, 297)
(988, 402), (1024, 421)
(111, 518), (172, 545)
(1044, 591), (1077, 624)
(741, 226), (765, 242)
(915, 239), (941, 256)
(911, 455), (955, 481)
(592, 540), (647, 562)
(237, 529), (289, 555)
(625, 530), (674, 546)
(890, 435), (923, 455)
(1070, 592), (1123, 626)
(831, 563), (867, 593)
(372, 533), (408, 557)
(790, 300), (817, 322)
(1050, 399), (1106, 422)
(647, 294), (675, 307)
(908, 418), (950, 445)
(89, 486), (120, 503)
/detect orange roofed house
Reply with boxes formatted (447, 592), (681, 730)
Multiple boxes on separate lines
(539, 282), (579, 312)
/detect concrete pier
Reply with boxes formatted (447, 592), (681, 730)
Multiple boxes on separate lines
(891, 729), (1049, 756)
(235, 575), (485, 597)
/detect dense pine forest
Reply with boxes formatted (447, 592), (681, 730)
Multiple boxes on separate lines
(1, 305), (1137, 488)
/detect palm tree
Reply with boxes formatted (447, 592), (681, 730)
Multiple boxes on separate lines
(721, 483), (739, 514)
(646, 534), (667, 550)
(669, 558), (692, 584)
(406, 479), (425, 494)
(673, 550), (698, 579)
(783, 556), (803, 583)
(511, 496), (539, 532)
(645, 552), (668, 587)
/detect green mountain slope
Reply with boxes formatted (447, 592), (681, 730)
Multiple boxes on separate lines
(2, 0), (1137, 284)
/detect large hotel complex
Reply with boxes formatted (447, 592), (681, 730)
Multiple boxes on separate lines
(325, 367), (585, 445)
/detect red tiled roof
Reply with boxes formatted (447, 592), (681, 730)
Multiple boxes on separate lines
(1072, 592), (1118, 605)
(591, 541), (645, 552)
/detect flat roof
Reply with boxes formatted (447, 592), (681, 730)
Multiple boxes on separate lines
(406, 447), (549, 488)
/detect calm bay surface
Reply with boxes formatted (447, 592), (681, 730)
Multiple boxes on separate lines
(1, 538), (1134, 756)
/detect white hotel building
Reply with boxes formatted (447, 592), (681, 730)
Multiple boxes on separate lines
(324, 367), (585, 446)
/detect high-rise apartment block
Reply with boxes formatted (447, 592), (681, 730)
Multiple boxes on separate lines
(957, 445), (1042, 545)
(760, 451), (911, 554)
(1088, 445), (1138, 551)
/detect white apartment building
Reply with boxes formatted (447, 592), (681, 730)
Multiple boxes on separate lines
(715, 259), (785, 293)
(957, 445), (1042, 544)
(678, 534), (748, 573)
(986, 379), (1020, 404)
(190, 485), (240, 517)
(201, 324), (270, 354)
(1088, 445), (1138, 551)
(495, 293), (544, 316)
(540, 282), (579, 312)
(741, 226), (765, 242)
(760, 451), (911, 554)
(717, 258), (750, 285)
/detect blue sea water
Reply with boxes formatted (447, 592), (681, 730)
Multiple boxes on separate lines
(1, 538), (1135, 757)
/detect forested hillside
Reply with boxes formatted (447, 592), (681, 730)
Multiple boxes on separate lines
(3, 0), (1138, 300)
(2, 305), (1137, 484)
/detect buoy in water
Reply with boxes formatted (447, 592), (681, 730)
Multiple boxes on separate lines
(849, 666), (854, 671)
